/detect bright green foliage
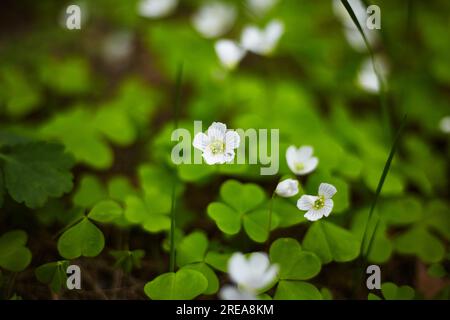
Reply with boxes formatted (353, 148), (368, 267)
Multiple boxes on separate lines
(368, 282), (415, 300)
(73, 175), (108, 208)
(303, 221), (360, 264)
(107, 176), (135, 202)
(57, 218), (105, 259)
(0, 230), (32, 272)
(394, 227), (445, 263)
(88, 200), (123, 223)
(144, 268), (208, 300)
(270, 238), (321, 280)
(0, 142), (74, 208)
(207, 180), (279, 242)
(35, 261), (69, 293)
(204, 251), (232, 273)
(110, 250), (145, 273)
(274, 281), (322, 300)
(125, 195), (170, 233)
(176, 231), (219, 295)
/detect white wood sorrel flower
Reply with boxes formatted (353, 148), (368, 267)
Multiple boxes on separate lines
(220, 252), (278, 300)
(241, 19), (284, 55)
(192, 2), (236, 39)
(286, 145), (318, 175)
(138, 0), (178, 18)
(275, 178), (299, 197)
(297, 183), (337, 221)
(192, 122), (240, 165)
(214, 40), (246, 70)
(246, 0), (279, 17)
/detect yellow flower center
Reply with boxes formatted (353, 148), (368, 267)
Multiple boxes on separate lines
(210, 140), (225, 155)
(313, 195), (325, 210)
(294, 162), (304, 171)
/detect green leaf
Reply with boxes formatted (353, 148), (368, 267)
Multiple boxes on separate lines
(0, 230), (32, 272)
(368, 293), (382, 300)
(381, 282), (415, 300)
(394, 227), (445, 263)
(207, 202), (241, 235)
(144, 268), (208, 300)
(57, 218), (105, 259)
(424, 200), (450, 240)
(1, 142), (74, 208)
(176, 231), (208, 267)
(220, 180), (266, 213)
(110, 250), (145, 273)
(303, 221), (359, 264)
(183, 262), (219, 295)
(124, 195), (170, 233)
(274, 281), (322, 300)
(93, 107), (136, 146)
(73, 175), (108, 208)
(88, 200), (123, 223)
(273, 197), (305, 228)
(0, 170), (4, 207)
(35, 261), (69, 293)
(270, 238), (321, 280)
(107, 176), (135, 202)
(379, 197), (423, 225)
(204, 251), (232, 273)
(242, 209), (279, 243)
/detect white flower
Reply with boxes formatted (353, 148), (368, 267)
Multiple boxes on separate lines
(228, 252), (278, 292)
(439, 116), (450, 134)
(275, 179), (299, 197)
(214, 40), (246, 70)
(192, 2), (236, 38)
(241, 19), (284, 55)
(297, 183), (337, 221)
(219, 285), (258, 300)
(138, 0), (177, 18)
(246, 0), (279, 17)
(193, 122), (240, 165)
(357, 57), (389, 93)
(332, 0), (379, 52)
(286, 145), (318, 175)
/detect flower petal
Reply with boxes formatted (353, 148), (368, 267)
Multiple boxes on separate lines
(304, 209), (323, 221)
(259, 264), (279, 289)
(275, 179), (299, 197)
(297, 195), (317, 211)
(219, 285), (257, 300)
(318, 183), (337, 199)
(228, 253), (249, 285)
(300, 157), (318, 175)
(192, 132), (210, 151)
(248, 252), (270, 277)
(265, 19), (284, 49)
(215, 40), (246, 69)
(323, 199), (334, 217)
(225, 130), (240, 150)
(202, 148), (226, 165)
(286, 145), (298, 172)
(296, 145), (313, 161)
(223, 150), (236, 163)
(207, 122), (227, 140)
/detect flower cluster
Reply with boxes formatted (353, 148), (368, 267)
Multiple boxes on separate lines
(275, 145), (337, 221)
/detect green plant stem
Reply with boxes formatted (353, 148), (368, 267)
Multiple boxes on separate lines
(361, 115), (407, 257)
(169, 63), (183, 273)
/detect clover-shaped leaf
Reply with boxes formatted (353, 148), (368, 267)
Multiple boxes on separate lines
(0, 142), (74, 208)
(73, 175), (108, 208)
(303, 221), (359, 264)
(124, 195), (170, 233)
(35, 260), (69, 293)
(57, 218), (105, 259)
(175, 231), (219, 295)
(88, 200), (123, 223)
(274, 281), (322, 300)
(207, 180), (278, 242)
(204, 251), (232, 273)
(110, 249), (145, 273)
(369, 282), (415, 300)
(0, 230), (32, 272)
(144, 268), (208, 300)
(394, 226), (445, 263)
(176, 231), (208, 267)
(270, 238), (321, 280)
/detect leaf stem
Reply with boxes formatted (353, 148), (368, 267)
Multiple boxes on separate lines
(361, 115), (407, 257)
(169, 63), (184, 273)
